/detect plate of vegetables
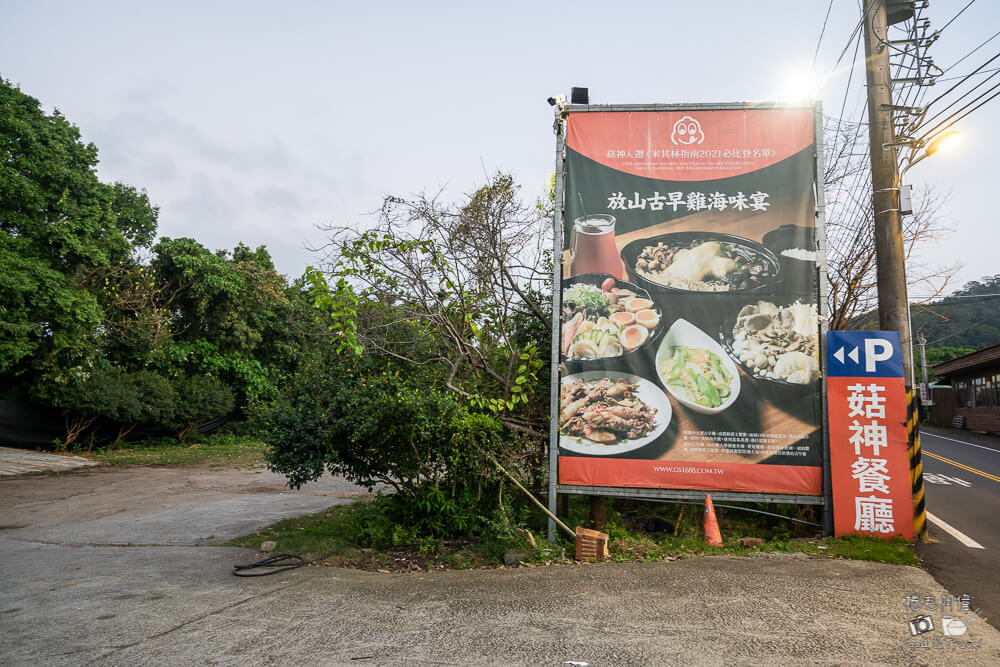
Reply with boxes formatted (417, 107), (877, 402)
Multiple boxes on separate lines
(655, 318), (741, 414)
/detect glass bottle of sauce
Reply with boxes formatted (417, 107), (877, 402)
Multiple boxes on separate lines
(569, 214), (624, 279)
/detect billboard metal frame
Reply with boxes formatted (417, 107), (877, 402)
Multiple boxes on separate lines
(547, 101), (832, 540)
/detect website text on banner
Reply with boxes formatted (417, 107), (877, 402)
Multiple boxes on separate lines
(827, 331), (914, 540)
(556, 106), (824, 495)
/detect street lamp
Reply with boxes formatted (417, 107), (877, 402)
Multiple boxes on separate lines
(899, 130), (960, 180)
(891, 128), (960, 419)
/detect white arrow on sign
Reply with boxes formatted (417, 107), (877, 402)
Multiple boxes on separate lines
(833, 346), (860, 365)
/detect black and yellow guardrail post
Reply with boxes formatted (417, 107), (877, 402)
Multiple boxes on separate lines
(907, 389), (927, 540)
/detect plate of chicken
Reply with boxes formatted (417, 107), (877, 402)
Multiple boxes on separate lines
(559, 371), (671, 456)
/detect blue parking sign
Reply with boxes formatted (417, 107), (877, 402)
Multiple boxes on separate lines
(827, 331), (904, 379)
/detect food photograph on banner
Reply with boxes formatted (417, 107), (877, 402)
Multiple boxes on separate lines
(557, 105), (824, 496)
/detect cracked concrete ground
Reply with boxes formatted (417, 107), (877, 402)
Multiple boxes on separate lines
(2, 465), (1000, 665)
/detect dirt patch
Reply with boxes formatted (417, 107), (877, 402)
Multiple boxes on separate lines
(231, 484), (290, 495)
(311, 543), (492, 573)
(0, 464), (367, 532)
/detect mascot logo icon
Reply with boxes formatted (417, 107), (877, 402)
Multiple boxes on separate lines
(670, 115), (705, 145)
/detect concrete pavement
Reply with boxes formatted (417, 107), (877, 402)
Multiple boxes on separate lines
(2, 464), (999, 665)
(0, 446), (99, 476)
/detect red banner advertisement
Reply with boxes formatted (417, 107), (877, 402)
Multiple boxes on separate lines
(827, 331), (913, 539)
(566, 108), (815, 181)
(560, 457), (822, 495)
(556, 104), (824, 496)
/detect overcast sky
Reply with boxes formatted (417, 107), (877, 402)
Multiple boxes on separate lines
(2, 1), (997, 294)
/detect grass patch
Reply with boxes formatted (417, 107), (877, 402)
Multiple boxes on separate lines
(226, 494), (918, 571)
(822, 535), (918, 565)
(593, 497), (917, 566)
(85, 433), (268, 467)
(604, 532), (916, 566)
(227, 497), (537, 571)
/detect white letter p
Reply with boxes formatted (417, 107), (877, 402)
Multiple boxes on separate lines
(865, 338), (893, 373)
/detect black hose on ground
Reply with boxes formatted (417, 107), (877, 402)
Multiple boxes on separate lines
(233, 543), (361, 577)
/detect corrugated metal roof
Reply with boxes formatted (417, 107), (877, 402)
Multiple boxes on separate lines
(933, 343), (1000, 376)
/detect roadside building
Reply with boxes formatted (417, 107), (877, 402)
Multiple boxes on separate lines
(931, 343), (1000, 434)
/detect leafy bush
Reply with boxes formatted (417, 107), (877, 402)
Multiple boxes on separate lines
(260, 355), (526, 538)
(171, 374), (235, 441)
(132, 371), (174, 425)
(49, 366), (180, 447)
(106, 370), (175, 443)
(50, 366), (131, 447)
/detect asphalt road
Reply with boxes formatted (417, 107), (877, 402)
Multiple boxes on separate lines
(916, 426), (1000, 630)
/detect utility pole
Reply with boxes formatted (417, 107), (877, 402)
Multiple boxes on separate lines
(862, 0), (927, 539)
(863, 0), (912, 378)
(918, 332), (932, 408)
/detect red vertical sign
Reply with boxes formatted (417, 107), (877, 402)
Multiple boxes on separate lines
(827, 332), (913, 539)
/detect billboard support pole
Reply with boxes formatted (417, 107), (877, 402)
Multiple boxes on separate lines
(547, 108), (567, 542)
(814, 101), (834, 536)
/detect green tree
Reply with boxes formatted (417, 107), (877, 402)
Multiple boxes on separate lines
(0, 78), (158, 398)
(309, 173), (551, 439)
(263, 174), (552, 534)
(49, 366), (129, 448)
(920, 346), (976, 384)
(147, 238), (294, 404)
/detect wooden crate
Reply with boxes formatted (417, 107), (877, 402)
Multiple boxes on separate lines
(575, 526), (609, 562)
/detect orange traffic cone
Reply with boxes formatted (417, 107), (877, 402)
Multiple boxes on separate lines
(703, 494), (723, 546)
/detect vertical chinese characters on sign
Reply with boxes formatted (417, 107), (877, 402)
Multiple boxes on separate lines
(827, 332), (913, 539)
(847, 383), (894, 533)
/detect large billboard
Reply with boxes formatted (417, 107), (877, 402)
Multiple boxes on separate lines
(555, 104), (825, 496)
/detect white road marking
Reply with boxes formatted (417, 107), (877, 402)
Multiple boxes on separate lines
(926, 512), (985, 549)
(924, 473), (972, 486)
(922, 432), (1000, 454)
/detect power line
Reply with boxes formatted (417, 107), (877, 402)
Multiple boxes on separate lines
(813, 0), (836, 68)
(826, 0), (876, 81)
(936, 66), (1000, 83)
(928, 315), (997, 346)
(921, 50), (1000, 112)
(903, 47), (1000, 145)
(927, 293), (1000, 300)
(919, 63), (1000, 129)
(827, 113), (874, 248)
(825, 4), (874, 240)
(941, 29), (1000, 75)
(938, 0), (977, 34)
(824, 3), (933, 272)
(896, 3), (936, 125)
(918, 79), (1000, 141)
(828, 30), (864, 173)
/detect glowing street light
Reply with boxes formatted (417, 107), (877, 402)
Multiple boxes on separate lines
(924, 130), (960, 157)
(898, 129), (961, 180)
